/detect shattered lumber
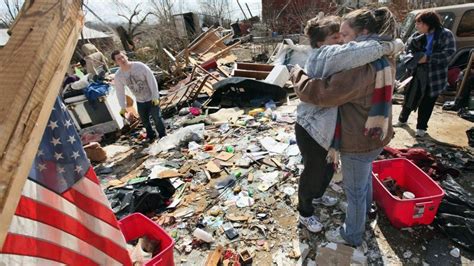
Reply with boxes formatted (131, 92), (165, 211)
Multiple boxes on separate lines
(0, 0), (83, 247)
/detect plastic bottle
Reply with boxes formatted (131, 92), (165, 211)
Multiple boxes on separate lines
(193, 228), (214, 243)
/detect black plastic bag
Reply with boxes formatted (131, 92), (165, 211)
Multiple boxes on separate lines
(435, 176), (474, 251)
(106, 178), (175, 219)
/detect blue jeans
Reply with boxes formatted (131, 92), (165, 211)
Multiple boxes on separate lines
(340, 148), (382, 246)
(137, 101), (166, 139)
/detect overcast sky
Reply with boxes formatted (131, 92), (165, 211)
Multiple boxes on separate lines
(0, 0), (262, 25)
(84, 0), (262, 23)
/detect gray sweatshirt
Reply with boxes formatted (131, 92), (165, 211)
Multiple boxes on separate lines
(297, 40), (393, 150)
(114, 62), (159, 109)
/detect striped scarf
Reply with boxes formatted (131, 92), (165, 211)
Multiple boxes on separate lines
(327, 57), (392, 166)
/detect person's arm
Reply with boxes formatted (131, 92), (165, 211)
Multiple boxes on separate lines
(114, 74), (127, 109)
(308, 40), (399, 79)
(141, 62), (160, 100)
(428, 29), (456, 65)
(291, 65), (374, 107)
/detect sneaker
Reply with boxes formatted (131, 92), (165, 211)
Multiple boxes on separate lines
(367, 203), (378, 221)
(299, 215), (323, 233)
(415, 129), (426, 137)
(325, 226), (348, 244)
(393, 121), (407, 127)
(312, 195), (338, 207)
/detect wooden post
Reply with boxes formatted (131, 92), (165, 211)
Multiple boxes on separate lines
(456, 52), (474, 99)
(0, 0), (84, 247)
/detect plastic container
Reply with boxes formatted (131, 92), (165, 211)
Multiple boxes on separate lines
(372, 158), (445, 228)
(119, 213), (175, 266)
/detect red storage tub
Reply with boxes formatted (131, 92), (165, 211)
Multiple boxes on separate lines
(119, 213), (175, 266)
(372, 158), (445, 228)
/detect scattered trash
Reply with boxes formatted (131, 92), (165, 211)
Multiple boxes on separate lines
(316, 243), (367, 265)
(449, 247), (460, 258)
(193, 228), (215, 243)
(403, 250), (412, 259)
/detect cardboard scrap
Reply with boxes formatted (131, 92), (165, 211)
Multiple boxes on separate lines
(206, 160), (221, 173)
(226, 213), (251, 222)
(179, 162), (193, 174)
(215, 151), (234, 161)
(107, 179), (124, 187)
(247, 172), (254, 183)
(315, 243), (367, 265)
(158, 169), (184, 179)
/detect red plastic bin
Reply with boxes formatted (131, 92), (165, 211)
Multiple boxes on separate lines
(372, 158), (445, 228)
(119, 213), (175, 266)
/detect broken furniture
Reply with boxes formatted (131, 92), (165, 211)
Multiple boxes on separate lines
(64, 86), (126, 135)
(232, 62), (274, 80)
(159, 64), (223, 117)
(232, 62), (290, 87)
(186, 27), (240, 64)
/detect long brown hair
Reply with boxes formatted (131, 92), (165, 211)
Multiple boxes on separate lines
(343, 7), (397, 39)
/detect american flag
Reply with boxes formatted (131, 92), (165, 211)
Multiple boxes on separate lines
(0, 98), (131, 265)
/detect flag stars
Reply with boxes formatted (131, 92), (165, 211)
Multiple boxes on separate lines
(37, 149), (44, 157)
(57, 166), (65, 174)
(64, 120), (73, 128)
(48, 120), (59, 130)
(37, 163), (47, 172)
(74, 165), (83, 174)
(67, 135), (76, 144)
(71, 151), (80, 160)
(51, 137), (61, 146)
(54, 152), (63, 160)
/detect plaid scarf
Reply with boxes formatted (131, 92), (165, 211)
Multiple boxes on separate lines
(327, 57), (392, 166)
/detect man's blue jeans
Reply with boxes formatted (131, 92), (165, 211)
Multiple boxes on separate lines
(137, 101), (166, 139)
(340, 148), (382, 246)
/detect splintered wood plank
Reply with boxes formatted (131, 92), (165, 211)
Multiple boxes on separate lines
(0, 0), (83, 247)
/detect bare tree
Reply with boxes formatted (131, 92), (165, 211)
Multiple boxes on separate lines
(113, 1), (153, 51)
(199, 0), (230, 23)
(0, 0), (22, 27)
(149, 0), (175, 26)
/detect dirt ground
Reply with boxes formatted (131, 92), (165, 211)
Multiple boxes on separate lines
(374, 103), (474, 265)
(98, 101), (473, 265)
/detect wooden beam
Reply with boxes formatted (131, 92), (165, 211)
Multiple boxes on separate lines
(0, 0), (84, 247)
(236, 62), (275, 72)
(232, 69), (271, 80)
(456, 52), (474, 99)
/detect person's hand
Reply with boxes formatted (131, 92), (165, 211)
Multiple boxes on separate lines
(152, 99), (160, 106)
(289, 64), (304, 84)
(119, 108), (126, 117)
(418, 55), (427, 64)
(391, 38), (405, 55)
